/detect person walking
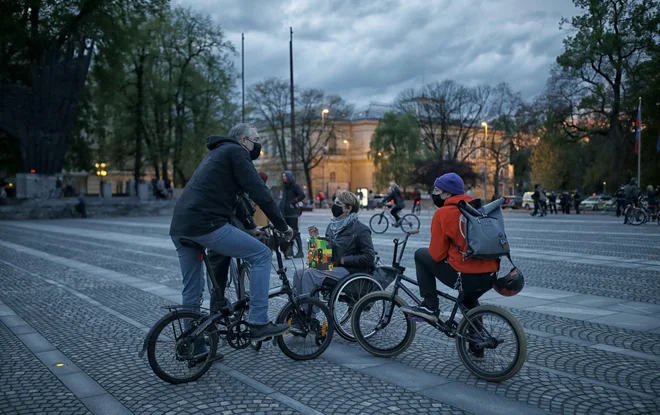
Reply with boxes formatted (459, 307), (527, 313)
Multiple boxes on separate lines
(548, 191), (558, 214)
(614, 185), (626, 217)
(573, 190), (582, 214)
(530, 184), (541, 216)
(280, 171), (306, 259)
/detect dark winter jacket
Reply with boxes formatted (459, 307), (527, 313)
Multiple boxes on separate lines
(325, 219), (376, 274)
(279, 171), (305, 218)
(625, 183), (640, 202)
(170, 136), (287, 236)
(384, 187), (405, 208)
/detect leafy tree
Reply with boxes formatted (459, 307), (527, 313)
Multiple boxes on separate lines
(553, 0), (660, 186)
(370, 112), (422, 190)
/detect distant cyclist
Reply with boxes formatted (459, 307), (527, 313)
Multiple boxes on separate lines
(383, 181), (406, 226)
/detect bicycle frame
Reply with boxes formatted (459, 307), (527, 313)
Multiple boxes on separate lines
(375, 230), (482, 340)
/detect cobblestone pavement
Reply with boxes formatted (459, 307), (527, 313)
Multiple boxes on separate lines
(1, 211), (659, 414)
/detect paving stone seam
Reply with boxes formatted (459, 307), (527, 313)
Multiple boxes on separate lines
(3, 237), (660, 369)
(0, 301), (132, 415)
(0, 258), (330, 415)
(3, 234), (659, 407)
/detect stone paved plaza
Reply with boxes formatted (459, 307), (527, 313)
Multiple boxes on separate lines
(1, 210), (659, 414)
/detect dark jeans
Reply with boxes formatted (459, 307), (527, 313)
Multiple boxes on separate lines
(616, 200), (626, 217)
(549, 202), (557, 214)
(391, 206), (402, 222)
(574, 202), (581, 214)
(532, 200), (540, 216)
(414, 249), (495, 310)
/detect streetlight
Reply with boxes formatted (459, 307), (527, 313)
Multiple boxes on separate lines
(343, 139), (350, 189)
(481, 122), (488, 200)
(321, 109), (330, 197)
(603, 181), (607, 195)
(95, 162), (108, 197)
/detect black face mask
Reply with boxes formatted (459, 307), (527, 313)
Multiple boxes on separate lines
(249, 142), (262, 160)
(432, 194), (445, 208)
(331, 204), (344, 217)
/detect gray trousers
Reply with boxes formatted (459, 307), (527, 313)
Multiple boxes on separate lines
(293, 267), (350, 297)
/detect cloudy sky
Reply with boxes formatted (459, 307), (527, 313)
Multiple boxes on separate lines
(176, 0), (579, 108)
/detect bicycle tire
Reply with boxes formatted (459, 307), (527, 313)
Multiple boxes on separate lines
(427, 206), (437, 218)
(400, 214), (420, 232)
(455, 305), (526, 382)
(276, 297), (334, 360)
(626, 208), (647, 226)
(329, 273), (382, 342)
(146, 310), (218, 384)
(369, 213), (389, 234)
(351, 291), (416, 358)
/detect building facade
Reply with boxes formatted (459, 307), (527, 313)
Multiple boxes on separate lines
(254, 103), (515, 199)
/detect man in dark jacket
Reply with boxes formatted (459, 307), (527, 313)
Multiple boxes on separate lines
(170, 123), (294, 343)
(573, 190), (582, 214)
(384, 181), (406, 225)
(280, 171), (306, 259)
(530, 184), (541, 216)
(548, 191), (558, 214)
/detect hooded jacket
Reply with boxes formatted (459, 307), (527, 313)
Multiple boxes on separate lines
(279, 171), (305, 218)
(429, 194), (499, 274)
(170, 136), (287, 236)
(384, 186), (405, 208)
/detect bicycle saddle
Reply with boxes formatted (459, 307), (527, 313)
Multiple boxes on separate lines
(179, 238), (204, 251)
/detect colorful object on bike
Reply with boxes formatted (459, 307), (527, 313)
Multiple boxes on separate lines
(307, 237), (334, 270)
(321, 321), (327, 337)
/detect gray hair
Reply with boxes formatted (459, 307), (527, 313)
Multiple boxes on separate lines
(335, 190), (360, 213)
(228, 123), (257, 142)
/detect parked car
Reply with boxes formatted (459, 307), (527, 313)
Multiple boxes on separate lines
(522, 192), (534, 210)
(502, 195), (522, 209)
(580, 195), (612, 211)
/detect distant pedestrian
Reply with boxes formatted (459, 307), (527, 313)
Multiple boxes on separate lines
(530, 185), (542, 217)
(55, 176), (63, 199)
(0, 187), (7, 205)
(548, 191), (558, 214)
(573, 191), (582, 214)
(368, 190), (375, 210)
(614, 185), (626, 217)
(75, 193), (87, 218)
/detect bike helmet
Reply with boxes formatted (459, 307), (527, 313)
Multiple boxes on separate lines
(493, 267), (525, 296)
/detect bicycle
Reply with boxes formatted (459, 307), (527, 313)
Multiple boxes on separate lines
(412, 199), (422, 215)
(623, 197), (649, 226)
(139, 225), (334, 384)
(369, 205), (420, 234)
(350, 230), (526, 382)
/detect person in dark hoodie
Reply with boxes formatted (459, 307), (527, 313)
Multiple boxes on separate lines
(280, 171), (306, 259)
(170, 123), (294, 349)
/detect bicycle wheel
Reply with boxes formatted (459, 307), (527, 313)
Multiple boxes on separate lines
(400, 214), (420, 232)
(455, 305), (526, 382)
(626, 208), (647, 226)
(369, 213), (389, 234)
(427, 205), (437, 218)
(329, 273), (383, 341)
(351, 291), (416, 357)
(276, 297), (334, 360)
(146, 310), (219, 384)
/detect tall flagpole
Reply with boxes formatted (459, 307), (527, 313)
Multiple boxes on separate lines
(241, 33), (245, 123)
(289, 27), (297, 180)
(638, 97), (641, 185)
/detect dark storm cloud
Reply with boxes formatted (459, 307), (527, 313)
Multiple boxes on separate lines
(176, 0), (578, 107)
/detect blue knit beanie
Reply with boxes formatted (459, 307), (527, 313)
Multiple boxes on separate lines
(433, 173), (465, 195)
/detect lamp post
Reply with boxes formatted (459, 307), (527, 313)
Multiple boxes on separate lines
(481, 122), (488, 200)
(603, 181), (607, 195)
(321, 109), (329, 196)
(343, 139), (350, 189)
(95, 162), (108, 197)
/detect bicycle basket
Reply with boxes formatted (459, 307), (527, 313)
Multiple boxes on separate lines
(373, 266), (398, 289)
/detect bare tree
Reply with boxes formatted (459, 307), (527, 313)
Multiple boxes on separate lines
(396, 80), (491, 162)
(248, 77), (291, 170)
(294, 89), (352, 198)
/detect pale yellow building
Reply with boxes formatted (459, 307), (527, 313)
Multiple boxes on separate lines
(254, 103), (516, 200)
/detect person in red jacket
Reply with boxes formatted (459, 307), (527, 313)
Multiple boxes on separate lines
(402, 173), (499, 324)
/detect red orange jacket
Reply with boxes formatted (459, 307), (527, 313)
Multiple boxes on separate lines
(429, 194), (499, 274)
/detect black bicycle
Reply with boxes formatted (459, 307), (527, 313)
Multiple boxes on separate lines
(350, 230), (526, 382)
(369, 205), (421, 234)
(139, 226), (334, 384)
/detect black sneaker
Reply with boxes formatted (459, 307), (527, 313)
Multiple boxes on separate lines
(249, 322), (290, 341)
(401, 304), (439, 323)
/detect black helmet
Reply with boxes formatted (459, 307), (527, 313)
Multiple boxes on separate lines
(493, 267), (524, 296)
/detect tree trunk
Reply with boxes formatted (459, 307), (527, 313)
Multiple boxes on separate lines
(134, 53), (146, 190)
(303, 163), (314, 200)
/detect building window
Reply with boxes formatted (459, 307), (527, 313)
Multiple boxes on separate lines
(330, 172), (336, 182)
